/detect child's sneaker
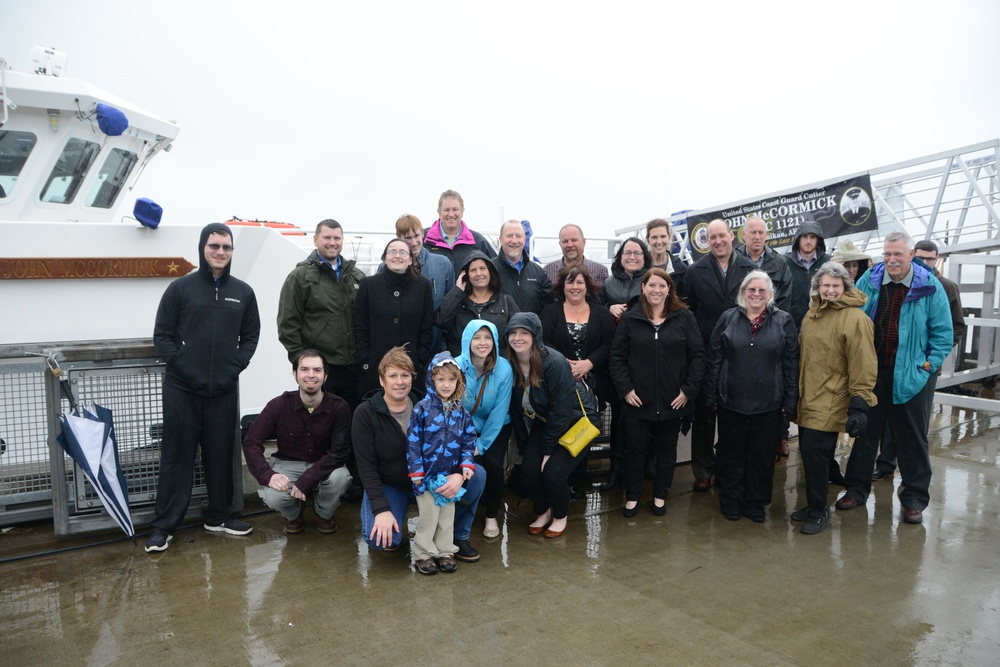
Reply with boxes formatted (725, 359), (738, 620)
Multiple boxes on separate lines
(437, 554), (458, 573)
(415, 558), (438, 575)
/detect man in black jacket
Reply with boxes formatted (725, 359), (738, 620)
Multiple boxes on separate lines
(684, 219), (755, 491)
(783, 220), (832, 329)
(146, 223), (260, 553)
(735, 217), (792, 314)
(493, 220), (554, 314)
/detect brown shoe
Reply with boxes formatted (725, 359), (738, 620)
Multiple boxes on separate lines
(315, 514), (338, 534)
(835, 494), (861, 510)
(903, 507), (923, 524)
(284, 509), (305, 534)
(693, 477), (711, 492)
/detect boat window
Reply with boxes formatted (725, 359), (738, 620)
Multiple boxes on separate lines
(0, 130), (38, 199)
(85, 148), (138, 208)
(39, 137), (100, 204)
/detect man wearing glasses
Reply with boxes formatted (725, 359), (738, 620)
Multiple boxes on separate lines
(871, 239), (965, 483)
(146, 223), (261, 552)
(845, 231), (952, 524)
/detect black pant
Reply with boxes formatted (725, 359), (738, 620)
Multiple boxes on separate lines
(474, 423), (513, 519)
(325, 363), (359, 413)
(875, 372), (939, 475)
(855, 365), (934, 510)
(325, 364), (362, 484)
(799, 427), (839, 518)
(622, 415), (681, 501)
(691, 400), (717, 480)
(715, 408), (781, 515)
(521, 426), (588, 519)
(152, 384), (239, 531)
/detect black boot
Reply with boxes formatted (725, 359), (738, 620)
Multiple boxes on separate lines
(599, 467), (621, 491)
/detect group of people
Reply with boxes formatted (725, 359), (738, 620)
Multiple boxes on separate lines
(144, 189), (962, 563)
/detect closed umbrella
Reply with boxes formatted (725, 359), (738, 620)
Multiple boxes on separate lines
(57, 404), (135, 541)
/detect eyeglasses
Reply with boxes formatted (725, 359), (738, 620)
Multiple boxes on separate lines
(206, 243), (234, 253)
(385, 249), (410, 257)
(745, 287), (769, 294)
(622, 250), (644, 257)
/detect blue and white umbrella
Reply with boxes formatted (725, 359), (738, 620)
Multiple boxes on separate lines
(57, 404), (135, 540)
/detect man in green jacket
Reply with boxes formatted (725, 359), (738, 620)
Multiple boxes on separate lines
(278, 219), (366, 410)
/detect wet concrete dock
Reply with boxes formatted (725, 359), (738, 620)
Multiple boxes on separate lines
(3, 404), (1000, 666)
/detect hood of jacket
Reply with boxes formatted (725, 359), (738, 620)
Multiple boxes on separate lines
(805, 287), (868, 319)
(416, 245), (432, 267)
(458, 249), (499, 276)
(504, 311), (544, 349)
(736, 243), (781, 262)
(424, 219), (477, 248)
(610, 263), (648, 283)
(791, 221), (827, 257)
(424, 351), (463, 404)
(459, 319), (500, 371)
(302, 248), (358, 273)
(198, 222), (234, 281)
(866, 260), (938, 304)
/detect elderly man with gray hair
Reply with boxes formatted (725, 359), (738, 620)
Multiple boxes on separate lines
(846, 231), (952, 524)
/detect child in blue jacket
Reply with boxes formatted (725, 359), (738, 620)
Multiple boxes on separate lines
(407, 353), (477, 575)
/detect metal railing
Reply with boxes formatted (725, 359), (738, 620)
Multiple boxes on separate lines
(0, 342), (240, 534)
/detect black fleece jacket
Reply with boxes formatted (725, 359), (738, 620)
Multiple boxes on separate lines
(153, 223), (260, 396)
(352, 389), (422, 516)
(610, 306), (705, 421)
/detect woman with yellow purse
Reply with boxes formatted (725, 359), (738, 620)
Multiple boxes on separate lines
(505, 312), (599, 538)
(609, 268), (705, 517)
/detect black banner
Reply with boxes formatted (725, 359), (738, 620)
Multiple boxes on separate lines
(684, 175), (878, 259)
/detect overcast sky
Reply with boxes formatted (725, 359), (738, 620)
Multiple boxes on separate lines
(2, 0), (998, 242)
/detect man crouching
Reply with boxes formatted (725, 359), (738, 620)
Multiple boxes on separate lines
(242, 350), (353, 534)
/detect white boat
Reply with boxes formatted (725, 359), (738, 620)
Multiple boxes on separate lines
(0, 47), (337, 421)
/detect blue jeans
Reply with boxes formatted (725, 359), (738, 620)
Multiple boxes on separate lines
(359, 464), (485, 550)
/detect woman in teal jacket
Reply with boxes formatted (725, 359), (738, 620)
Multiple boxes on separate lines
(456, 319), (514, 539)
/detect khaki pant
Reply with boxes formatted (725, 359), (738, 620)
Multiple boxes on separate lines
(413, 491), (457, 560)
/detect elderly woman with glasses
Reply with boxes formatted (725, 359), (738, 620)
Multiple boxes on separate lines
(704, 270), (799, 523)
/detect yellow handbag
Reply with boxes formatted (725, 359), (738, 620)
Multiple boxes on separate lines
(559, 389), (601, 457)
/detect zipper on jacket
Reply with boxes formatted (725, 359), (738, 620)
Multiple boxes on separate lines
(210, 279), (220, 394)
